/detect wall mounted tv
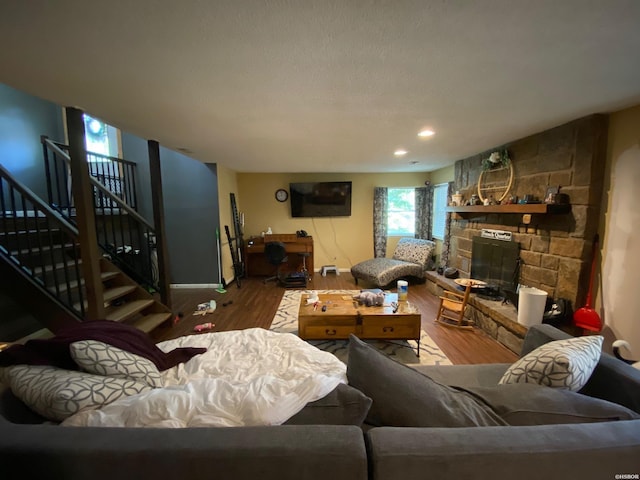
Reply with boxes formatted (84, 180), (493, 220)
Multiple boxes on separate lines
(289, 181), (352, 218)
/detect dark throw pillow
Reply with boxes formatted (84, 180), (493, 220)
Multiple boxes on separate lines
(284, 383), (372, 426)
(345, 335), (506, 427)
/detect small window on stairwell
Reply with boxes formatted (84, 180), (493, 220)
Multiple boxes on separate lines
(82, 114), (125, 205)
(83, 114), (120, 159)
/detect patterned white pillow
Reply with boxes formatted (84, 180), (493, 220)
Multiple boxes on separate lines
(70, 340), (163, 388)
(499, 336), (603, 391)
(6, 365), (151, 422)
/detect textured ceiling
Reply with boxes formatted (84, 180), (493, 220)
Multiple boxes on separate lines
(1, 1), (639, 173)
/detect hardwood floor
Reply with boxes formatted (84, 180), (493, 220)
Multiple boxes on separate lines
(151, 273), (518, 365)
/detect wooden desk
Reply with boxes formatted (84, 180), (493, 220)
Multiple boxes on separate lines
(244, 234), (314, 277)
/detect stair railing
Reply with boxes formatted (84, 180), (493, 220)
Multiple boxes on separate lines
(42, 137), (138, 211)
(0, 164), (85, 319)
(41, 138), (159, 292)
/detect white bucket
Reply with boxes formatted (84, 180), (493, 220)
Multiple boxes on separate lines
(397, 280), (408, 301)
(517, 287), (548, 327)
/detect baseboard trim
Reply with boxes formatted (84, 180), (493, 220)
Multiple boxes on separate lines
(170, 283), (224, 289)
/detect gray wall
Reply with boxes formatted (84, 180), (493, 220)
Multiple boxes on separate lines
(1, 83), (222, 286)
(0, 83), (64, 198)
(121, 134), (221, 285)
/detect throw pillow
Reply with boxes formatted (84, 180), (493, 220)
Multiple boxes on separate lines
(499, 335), (603, 391)
(6, 364), (151, 422)
(346, 335), (506, 427)
(70, 340), (163, 388)
(392, 238), (435, 267)
(464, 383), (640, 426)
(284, 383), (372, 426)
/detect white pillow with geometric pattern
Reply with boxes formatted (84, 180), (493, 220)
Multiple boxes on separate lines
(70, 340), (163, 388)
(499, 335), (603, 392)
(6, 365), (151, 422)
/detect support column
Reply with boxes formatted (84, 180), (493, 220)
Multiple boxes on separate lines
(148, 140), (172, 308)
(65, 107), (105, 320)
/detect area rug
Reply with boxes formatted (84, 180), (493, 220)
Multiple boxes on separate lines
(270, 289), (452, 366)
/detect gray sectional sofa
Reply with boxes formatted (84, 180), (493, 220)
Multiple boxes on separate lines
(1, 324), (639, 480)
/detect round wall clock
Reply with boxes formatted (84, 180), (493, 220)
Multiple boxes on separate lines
(275, 188), (289, 202)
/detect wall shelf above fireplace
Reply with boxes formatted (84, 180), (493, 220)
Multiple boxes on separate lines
(446, 203), (571, 217)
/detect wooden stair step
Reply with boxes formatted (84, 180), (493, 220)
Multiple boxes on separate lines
(56, 271), (120, 294)
(11, 243), (76, 257)
(32, 259), (81, 275)
(133, 312), (173, 333)
(0, 228), (61, 237)
(104, 285), (137, 304)
(105, 299), (155, 323)
(101, 271), (120, 282)
(73, 285), (138, 312)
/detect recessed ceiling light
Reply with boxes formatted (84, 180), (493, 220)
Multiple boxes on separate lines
(418, 129), (435, 138)
(394, 149), (408, 157)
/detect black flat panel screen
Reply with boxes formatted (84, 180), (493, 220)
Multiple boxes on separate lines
(289, 181), (352, 217)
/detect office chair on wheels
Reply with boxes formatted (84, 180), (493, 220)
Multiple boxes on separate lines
(264, 242), (288, 285)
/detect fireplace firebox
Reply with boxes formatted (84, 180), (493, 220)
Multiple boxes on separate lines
(471, 236), (520, 294)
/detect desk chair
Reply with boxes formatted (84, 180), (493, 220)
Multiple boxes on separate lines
(264, 241), (288, 285)
(434, 282), (474, 329)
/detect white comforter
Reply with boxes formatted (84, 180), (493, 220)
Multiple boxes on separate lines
(62, 328), (346, 428)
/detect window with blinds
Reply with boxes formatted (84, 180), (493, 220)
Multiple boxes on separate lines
(432, 183), (448, 240)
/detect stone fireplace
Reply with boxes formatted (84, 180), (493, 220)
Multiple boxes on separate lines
(428, 114), (608, 352)
(470, 236), (520, 293)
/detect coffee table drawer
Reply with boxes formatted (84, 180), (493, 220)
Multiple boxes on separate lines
(362, 317), (420, 340)
(300, 324), (357, 340)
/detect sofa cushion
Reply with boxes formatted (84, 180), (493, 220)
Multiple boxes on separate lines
(346, 335), (506, 427)
(392, 238), (435, 267)
(499, 335), (603, 391)
(350, 258), (427, 287)
(0, 385), (48, 424)
(5, 364), (151, 422)
(70, 340), (163, 388)
(517, 324), (640, 414)
(284, 383), (373, 426)
(412, 363), (510, 389)
(464, 383), (640, 426)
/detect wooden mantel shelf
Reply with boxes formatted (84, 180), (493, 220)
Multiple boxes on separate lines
(446, 204), (571, 215)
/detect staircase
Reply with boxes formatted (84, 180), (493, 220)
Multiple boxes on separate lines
(0, 164), (172, 343)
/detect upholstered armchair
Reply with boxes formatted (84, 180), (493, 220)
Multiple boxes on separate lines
(350, 238), (436, 288)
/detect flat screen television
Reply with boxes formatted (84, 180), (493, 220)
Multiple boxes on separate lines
(289, 181), (352, 218)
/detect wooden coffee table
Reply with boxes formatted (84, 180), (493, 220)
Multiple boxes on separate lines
(297, 292), (422, 356)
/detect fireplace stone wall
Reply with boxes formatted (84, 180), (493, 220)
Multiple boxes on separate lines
(447, 114), (608, 319)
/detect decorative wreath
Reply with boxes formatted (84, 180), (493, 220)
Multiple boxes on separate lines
(478, 148), (513, 203)
(482, 149), (511, 171)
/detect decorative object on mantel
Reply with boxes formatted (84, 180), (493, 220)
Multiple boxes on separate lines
(544, 185), (571, 205)
(480, 229), (512, 241)
(478, 149), (514, 205)
(482, 149), (510, 171)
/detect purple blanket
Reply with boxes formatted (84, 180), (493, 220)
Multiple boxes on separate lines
(0, 320), (206, 371)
